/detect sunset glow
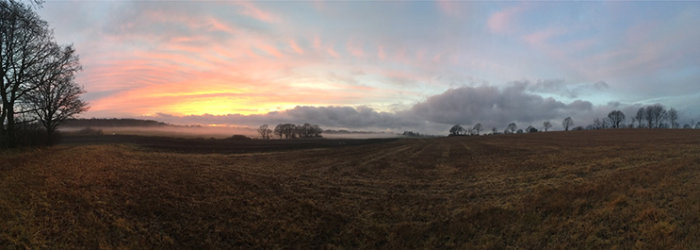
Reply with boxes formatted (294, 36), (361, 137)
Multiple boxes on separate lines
(37, 1), (700, 131)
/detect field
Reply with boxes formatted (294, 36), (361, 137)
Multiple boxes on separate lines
(1, 129), (700, 248)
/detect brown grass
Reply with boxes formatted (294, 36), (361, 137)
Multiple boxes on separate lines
(1, 129), (700, 249)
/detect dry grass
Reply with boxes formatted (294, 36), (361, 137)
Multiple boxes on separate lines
(1, 129), (700, 249)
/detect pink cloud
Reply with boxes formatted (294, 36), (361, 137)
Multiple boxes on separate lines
(436, 0), (467, 18)
(326, 46), (339, 58)
(346, 40), (365, 58)
(377, 46), (386, 60)
(206, 17), (236, 34)
(487, 5), (526, 34)
(234, 1), (280, 23)
(256, 43), (284, 58)
(289, 39), (304, 54)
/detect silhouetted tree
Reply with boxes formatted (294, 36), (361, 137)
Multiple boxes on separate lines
(258, 124), (272, 139)
(274, 123), (296, 139)
(683, 124), (691, 129)
(695, 122), (700, 129)
(273, 123), (321, 139)
(667, 108), (679, 128)
(449, 124), (464, 136)
(607, 110), (625, 128)
(593, 118), (603, 130)
(562, 117), (573, 131)
(506, 122), (517, 134)
(635, 108), (645, 128)
(472, 123), (482, 135)
(295, 123), (323, 138)
(543, 121), (552, 132)
(644, 104), (666, 128)
(526, 125), (537, 133)
(402, 131), (421, 137)
(1, 1), (82, 147)
(22, 45), (87, 145)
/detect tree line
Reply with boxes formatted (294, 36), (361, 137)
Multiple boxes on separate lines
(1, 1), (87, 147)
(257, 123), (323, 139)
(449, 104), (699, 136)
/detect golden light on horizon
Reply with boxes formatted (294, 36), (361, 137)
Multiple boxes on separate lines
(165, 97), (299, 116)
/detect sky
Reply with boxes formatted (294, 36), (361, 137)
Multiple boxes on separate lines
(37, 1), (700, 133)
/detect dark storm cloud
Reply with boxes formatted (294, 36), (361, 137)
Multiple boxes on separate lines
(411, 84), (593, 127)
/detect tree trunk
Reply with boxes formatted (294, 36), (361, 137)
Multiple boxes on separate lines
(6, 106), (15, 147)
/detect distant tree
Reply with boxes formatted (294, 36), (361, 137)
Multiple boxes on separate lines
(472, 123), (482, 135)
(274, 123), (297, 139)
(562, 117), (573, 131)
(273, 124), (284, 138)
(667, 108), (679, 128)
(572, 126), (584, 131)
(466, 128), (474, 136)
(491, 127), (497, 134)
(696, 122), (700, 129)
(543, 121), (552, 132)
(593, 118), (602, 130)
(526, 126), (537, 133)
(644, 104), (666, 128)
(449, 124), (464, 136)
(635, 108), (645, 128)
(607, 110), (625, 128)
(402, 131), (421, 137)
(310, 124), (323, 137)
(294, 123), (323, 138)
(506, 122), (517, 134)
(683, 124), (691, 129)
(257, 124), (273, 139)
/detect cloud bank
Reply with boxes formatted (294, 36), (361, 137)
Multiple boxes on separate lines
(141, 82), (671, 134)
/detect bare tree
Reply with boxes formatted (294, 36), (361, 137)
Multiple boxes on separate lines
(257, 124), (272, 139)
(506, 122), (517, 134)
(543, 121), (552, 132)
(296, 123), (322, 138)
(644, 104), (666, 128)
(593, 118), (603, 130)
(667, 108), (679, 128)
(472, 123), (482, 135)
(635, 108), (645, 128)
(23, 48), (87, 145)
(449, 124), (464, 136)
(1, 0), (82, 147)
(562, 117), (573, 131)
(607, 110), (625, 128)
(696, 122), (700, 129)
(2, 1), (56, 146)
(273, 124), (284, 139)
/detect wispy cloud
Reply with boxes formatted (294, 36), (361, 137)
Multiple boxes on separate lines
(487, 5), (527, 34)
(34, 1), (700, 128)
